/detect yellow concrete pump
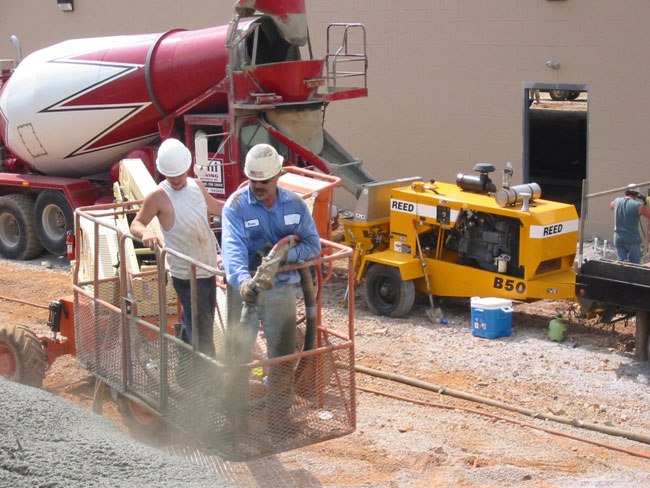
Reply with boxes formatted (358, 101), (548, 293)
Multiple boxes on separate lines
(342, 163), (579, 317)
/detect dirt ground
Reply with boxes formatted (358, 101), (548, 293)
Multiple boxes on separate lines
(0, 259), (123, 425)
(1, 255), (650, 487)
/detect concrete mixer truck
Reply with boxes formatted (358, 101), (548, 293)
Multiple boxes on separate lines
(0, 0), (372, 259)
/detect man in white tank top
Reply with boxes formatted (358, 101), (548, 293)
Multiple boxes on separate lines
(131, 138), (224, 357)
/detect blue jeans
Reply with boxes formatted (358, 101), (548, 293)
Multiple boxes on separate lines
(225, 283), (298, 428)
(615, 243), (642, 264)
(171, 276), (216, 358)
(226, 283), (298, 363)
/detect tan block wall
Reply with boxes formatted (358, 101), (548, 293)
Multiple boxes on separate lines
(3, 0), (650, 239)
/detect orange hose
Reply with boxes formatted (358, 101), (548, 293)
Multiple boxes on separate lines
(0, 294), (49, 310)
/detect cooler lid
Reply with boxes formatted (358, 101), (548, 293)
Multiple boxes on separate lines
(471, 297), (512, 310)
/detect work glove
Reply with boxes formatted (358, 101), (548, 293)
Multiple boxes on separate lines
(239, 279), (258, 302)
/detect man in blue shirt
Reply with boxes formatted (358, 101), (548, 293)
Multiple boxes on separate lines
(610, 185), (650, 264)
(221, 143), (321, 439)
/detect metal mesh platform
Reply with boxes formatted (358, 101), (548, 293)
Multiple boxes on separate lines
(72, 203), (356, 461)
(76, 279), (355, 460)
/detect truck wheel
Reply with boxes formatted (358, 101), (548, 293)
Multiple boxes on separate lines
(549, 89), (568, 101)
(364, 264), (415, 318)
(635, 311), (649, 361)
(34, 190), (74, 256)
(117, 395), (168, 442)
(567, 91), (580, 101)
(0, 324), (46, 388)
(0, 194), (44, 259)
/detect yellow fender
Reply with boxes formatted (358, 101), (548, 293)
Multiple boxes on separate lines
(357, 250), (424, 282)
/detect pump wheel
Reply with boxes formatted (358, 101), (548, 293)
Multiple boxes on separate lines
(35, 190), (74, 256)
(567, 91), (581, 101)
(0, 324), (46, 388)
(117, 395), (168, 442)
(364, 264), (415, 318)
(0, 195), (44, 259)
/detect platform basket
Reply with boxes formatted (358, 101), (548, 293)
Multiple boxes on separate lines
(72, 202), (356, 461)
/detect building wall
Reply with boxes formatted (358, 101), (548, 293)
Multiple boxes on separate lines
(2, 0), (649, 239)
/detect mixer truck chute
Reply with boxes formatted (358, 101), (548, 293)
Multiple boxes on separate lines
(0, 2), (369, 260)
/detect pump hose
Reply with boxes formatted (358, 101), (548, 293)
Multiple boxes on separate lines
(355, 365), (650, 455)
(298, 267), (317, 351)
(293, 267), (318, 386)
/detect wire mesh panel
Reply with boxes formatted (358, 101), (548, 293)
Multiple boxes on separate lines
(122, 268), (177, 405)
(158, 330), (355, 461)
(124, 317), (164, 406)
(162, 340), (231, 446)
(73, 202), (356, 462)
(114, 317), (355, 461)
(73, 288), (124, 388)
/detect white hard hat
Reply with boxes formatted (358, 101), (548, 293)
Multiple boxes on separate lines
(156, 138), (192, 177)
(244, 144), (283, 181)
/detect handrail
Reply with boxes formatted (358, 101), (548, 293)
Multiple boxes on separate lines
(326, 23), (368, 92)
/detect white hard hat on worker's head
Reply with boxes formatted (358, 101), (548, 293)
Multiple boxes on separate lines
(626, 183), (640, 195)
(244, 144), (284, 181)
(156, 138), (192, 177)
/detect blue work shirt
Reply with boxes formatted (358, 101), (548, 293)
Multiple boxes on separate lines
(613, 197), (643, 245)
(221, 184), (321, 290)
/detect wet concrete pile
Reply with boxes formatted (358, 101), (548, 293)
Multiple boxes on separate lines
(0, 378), (235, 488)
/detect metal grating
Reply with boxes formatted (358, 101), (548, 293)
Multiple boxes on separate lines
(535, 257), (562, 275)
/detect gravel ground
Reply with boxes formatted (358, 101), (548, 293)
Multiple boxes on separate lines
(1, 242), (650, 487)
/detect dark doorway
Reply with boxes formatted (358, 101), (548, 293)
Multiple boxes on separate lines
(524, 87), (588, 214)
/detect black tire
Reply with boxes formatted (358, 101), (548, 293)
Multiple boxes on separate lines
(567, 91), (580, 101)
(0, 324), (46, 387)
(0, 194), (44, 259)
(364, 264), (415, 318)
(34, 190), (74, 256)
(117, 394), (168, 442)
(635, 311), (649, 362)
(549, 89), (568, 101)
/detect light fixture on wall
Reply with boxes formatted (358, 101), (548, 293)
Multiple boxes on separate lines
(57, 0), (74, 12)
(546, 60), (560, 69)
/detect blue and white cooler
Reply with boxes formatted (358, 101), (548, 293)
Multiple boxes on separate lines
(471, 297), (513, 339)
